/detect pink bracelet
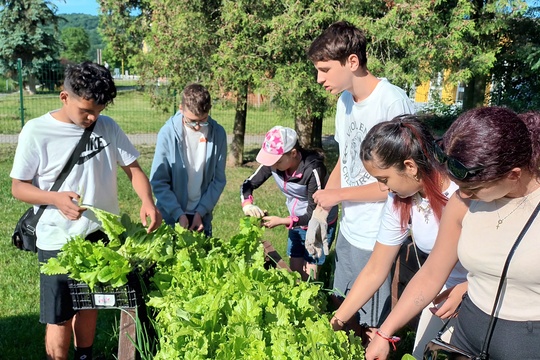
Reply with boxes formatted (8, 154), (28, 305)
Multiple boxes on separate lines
(287, 216), (299, 229)
(376, 330), (400, 351)
(241, 195), (254, 207)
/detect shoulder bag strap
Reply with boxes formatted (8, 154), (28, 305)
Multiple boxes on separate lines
(33, 121), (97, 219)
(478, 199), (540, 359)
(434, 199), (540, 359)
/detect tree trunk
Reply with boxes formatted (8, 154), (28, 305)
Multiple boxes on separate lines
(295, 112), (323, 149)
(227, 85), (248, 167)
(27, 74), (37, 95)
(462, 75), (488, 111)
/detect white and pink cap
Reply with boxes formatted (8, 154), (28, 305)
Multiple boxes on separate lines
(256, 126), (298, 166)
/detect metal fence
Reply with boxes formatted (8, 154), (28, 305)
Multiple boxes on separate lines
(0, 60), (335, 145)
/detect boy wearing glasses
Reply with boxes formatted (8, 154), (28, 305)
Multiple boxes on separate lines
(150, 83), (227, 237)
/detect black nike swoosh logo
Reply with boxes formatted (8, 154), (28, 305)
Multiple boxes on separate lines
(78, 143), (110, 164)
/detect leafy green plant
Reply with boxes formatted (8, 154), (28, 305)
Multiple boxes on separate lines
(146, 218), (364, 359)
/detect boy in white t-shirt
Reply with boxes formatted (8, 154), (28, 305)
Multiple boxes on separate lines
(306, 21), (415, 344)
(10, 62), (161, 360)
(150, 84), (227, 237)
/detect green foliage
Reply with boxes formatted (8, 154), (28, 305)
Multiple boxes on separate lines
(490, 8), (540, 112)
(40, 206), (177, 289)
(61, 27), (91, 63)
(97, 0), (149, 74)
(145, 217), (364, 359)
(417, 92), (461, 135)
(262, 0), (339, 145)
(58, 13), (105, 62)
(0, 0), (63, 87)
(40, 202), (364, 359)
(362, 0), (528, 89)
(40, 236), (132, 289)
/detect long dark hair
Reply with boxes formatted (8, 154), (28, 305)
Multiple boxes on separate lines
(443, 107), (540, 183)
(361, 115), (448, 229)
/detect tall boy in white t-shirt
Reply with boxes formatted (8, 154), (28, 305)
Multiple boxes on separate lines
(307, 21), (415, 344)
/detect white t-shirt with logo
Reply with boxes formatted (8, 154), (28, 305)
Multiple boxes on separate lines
(335, 78), (415, 250)
(10, 111), (139, 250)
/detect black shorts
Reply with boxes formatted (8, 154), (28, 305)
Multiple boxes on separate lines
(38, 230), (108, 324)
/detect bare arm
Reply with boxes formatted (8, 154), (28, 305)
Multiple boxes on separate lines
(331, 242), (401, 329)
(313, 156), (387, 208)
(11, 178), (84, 220)
(365, 193), (468, 360)
(431, 281), (468, 319)
(122, 160), (162, 232)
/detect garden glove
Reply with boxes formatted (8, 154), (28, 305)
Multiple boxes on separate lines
(243, 203), (266, 218)
(305, 207), (329, 259)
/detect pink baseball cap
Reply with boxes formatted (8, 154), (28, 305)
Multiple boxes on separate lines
(256, 126), (298, 166)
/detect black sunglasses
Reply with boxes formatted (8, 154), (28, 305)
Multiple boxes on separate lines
(433, 139), (485, 180)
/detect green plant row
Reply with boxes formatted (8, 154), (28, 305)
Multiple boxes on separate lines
(42, 208), (364, 359)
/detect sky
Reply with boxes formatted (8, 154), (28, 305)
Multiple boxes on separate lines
(52, 0), (538, 16)
(53, 0), (99, 16)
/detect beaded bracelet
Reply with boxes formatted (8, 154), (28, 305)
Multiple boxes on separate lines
(376, 329), (401, 351)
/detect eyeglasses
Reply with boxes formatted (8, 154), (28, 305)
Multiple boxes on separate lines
(183, 114), (209, 128)
(433, 139), (485, 180)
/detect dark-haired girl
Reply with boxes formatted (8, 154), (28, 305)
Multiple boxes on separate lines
(329, 115), (467, 356)
(367, 107), (540, 360)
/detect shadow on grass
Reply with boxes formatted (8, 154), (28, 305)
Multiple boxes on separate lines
(0, 314), (44, 359)
(0, 311), (120, 360)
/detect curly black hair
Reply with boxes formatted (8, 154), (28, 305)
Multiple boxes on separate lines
(63, 61), (117, 106)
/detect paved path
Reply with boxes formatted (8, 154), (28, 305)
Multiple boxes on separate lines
(0, 134), (266, 145)
(1, 133), (336, 146)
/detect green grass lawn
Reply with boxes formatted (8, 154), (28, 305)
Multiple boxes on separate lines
(0, 142), (340, 359)
(0, 89), (337, 136)
(0, 140), (418, 359)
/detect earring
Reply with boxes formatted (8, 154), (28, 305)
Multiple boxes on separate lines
(413, 174), (419, 182)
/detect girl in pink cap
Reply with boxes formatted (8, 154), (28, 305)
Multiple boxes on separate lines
(240, 126), (338, 280)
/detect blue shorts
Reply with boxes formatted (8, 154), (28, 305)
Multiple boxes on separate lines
(286, 221), (337, 265)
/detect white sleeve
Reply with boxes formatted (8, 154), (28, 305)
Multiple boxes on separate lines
(377, 194), (410, 246)
(10, 123), (39, 181)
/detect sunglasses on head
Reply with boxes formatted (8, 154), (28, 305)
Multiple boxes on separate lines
(433, 139), (485, 180)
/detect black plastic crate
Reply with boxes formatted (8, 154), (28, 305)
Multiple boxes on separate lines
(68, 272), (142, 310)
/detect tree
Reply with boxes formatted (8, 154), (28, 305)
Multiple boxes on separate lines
(58, 13), (105, 62)
(491, 8), (540, 111)
(264, 0), (340, 148)
(0, 0), (63, 94)
(98, 0), (535, 153)
(131, 0), (219, 110)
(61, 27), (91, 63)
(98, 0), (151, 75)
(213, 0), (281, 166)
(99, 0), (278, 166)
(357, 0), (528, 110)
